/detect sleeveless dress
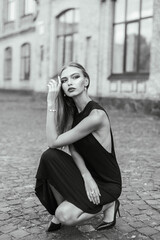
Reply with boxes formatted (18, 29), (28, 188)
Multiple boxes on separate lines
(35, 101), (122, 214)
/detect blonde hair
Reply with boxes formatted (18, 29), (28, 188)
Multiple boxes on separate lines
(56, 62), (90, 134)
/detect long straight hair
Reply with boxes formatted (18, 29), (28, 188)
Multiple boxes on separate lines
(56, 62), (90, 134)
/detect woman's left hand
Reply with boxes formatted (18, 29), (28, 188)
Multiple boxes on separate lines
(83, 172), (101, 205)
(47, 76), (61, 105)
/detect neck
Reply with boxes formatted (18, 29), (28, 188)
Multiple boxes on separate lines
(72, 92), (92, 113)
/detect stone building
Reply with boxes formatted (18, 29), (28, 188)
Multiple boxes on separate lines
(0, 0), (160, 100)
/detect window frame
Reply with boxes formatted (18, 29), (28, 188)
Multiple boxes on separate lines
(4, 47), (12, 81)
(4, 0), (16, 23)
(20, 43), (31, 81)
(21, 0), (35, 17)
(56, 8), (79, 71)
(111, 0), (153, 79)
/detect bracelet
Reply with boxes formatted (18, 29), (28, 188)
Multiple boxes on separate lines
(48, 109), (57, 112)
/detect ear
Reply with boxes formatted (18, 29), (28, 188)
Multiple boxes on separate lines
(84, 78), (89, 87)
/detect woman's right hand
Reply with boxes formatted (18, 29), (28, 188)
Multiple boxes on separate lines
(83, 172), (101, 205)
(47, 76), (61, 106)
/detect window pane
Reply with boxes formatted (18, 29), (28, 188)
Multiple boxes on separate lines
(114, 0), (125, 23)
(112, 24), (125, 73)
(5, 60), (12, 79)
(8, 0), (15, 21)
(21, 60), (24, 79)
(6, 48), (12, 59)
(58, 15), (65, 35)
(25, 58), (30, 74)
(127, 0), (140, 21)
(22, 44), (30, 56)
(126, 22), (139, 72)
(22, 45), (25, 56)
(21, 43), (30, 80)
(73, 9), (79, 32)
(4, 48), (12, 80)
(25, 0), (35, 14)
(65, 10), (74, 35)
(141, 0), (153, 17)
(73, 34), (78, 62)
(57, 36), (64, 70)
(26, 45), (30, 56)
(64, 36), (72, 64)
(139, 18), (152, 72)
(8, 61), (12, 78)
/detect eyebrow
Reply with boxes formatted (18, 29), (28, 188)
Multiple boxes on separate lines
(61, 73), (80, 80)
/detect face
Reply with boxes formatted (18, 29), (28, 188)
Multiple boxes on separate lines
(60, 66), (88, 97)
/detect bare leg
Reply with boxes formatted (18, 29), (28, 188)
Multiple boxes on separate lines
(55, 201), (114, 226)
(75, 202), (114, 223)
(49, 183), (64, 224)
(49, 183), (64, 205)
(102, 201), (115, 222)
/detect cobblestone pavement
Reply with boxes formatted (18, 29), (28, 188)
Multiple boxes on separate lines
(0, 91), (160, 240)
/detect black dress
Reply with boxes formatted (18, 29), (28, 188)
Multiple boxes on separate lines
(35, 101), (122, 215)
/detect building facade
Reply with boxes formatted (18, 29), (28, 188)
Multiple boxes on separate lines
(0, 0), (160, 100)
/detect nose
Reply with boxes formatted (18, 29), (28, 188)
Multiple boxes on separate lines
(67, 77), (73, 86)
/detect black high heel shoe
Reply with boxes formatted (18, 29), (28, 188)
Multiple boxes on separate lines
(96, 199), (120, 231)
(47, 221), (61, 232)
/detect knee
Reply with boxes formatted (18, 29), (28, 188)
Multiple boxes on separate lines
(40, 148), (58, 164)
(55, 206), (76, 226)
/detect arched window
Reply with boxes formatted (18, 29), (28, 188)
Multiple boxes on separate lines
(112, 0), (153, 75)
(4, 47), (12, 80)
(57, 9), (79, 70)
(20, 43), (31, 80)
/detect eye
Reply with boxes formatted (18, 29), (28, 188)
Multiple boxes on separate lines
(72, 75), (80, 80)
(61, 78), (67, 84)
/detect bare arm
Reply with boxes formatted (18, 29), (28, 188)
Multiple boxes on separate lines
(69, 145), (101, 204)
(47, 109), (103, 148)
(69, 144), (90, 177)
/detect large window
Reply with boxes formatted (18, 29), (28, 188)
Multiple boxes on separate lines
(5, 0), (16, 22)
(21, 0), (35, 16)
(112, 0), (153, 74)
(4, 47), (12, 80)
(20, 43), (31, 80)
(57, 9), (79, 70)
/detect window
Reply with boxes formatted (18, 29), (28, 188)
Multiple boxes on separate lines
(112, 0), (153, 74)
(21, 0), (35, 16)
(4, 47), (12, 80)
(57, 9), (79, 70)
(20, 43), (31, 80)
(5, 0), (16, 22)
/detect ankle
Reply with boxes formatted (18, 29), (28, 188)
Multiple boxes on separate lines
(51, 215), (60, 224)
(103, 202), (114, 217)
(103, 202), (115, 222)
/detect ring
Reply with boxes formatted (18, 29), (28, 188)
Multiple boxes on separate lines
(91, 191), (94, 194)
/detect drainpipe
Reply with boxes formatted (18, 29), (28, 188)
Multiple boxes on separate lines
(96, 0), (104, 101)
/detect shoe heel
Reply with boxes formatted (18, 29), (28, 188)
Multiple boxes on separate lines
(118, 208), (121, 217)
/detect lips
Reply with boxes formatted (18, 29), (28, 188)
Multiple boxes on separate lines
(68, 88), (76, 92)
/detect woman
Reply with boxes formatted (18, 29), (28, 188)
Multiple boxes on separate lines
(35, 62), (122, 232)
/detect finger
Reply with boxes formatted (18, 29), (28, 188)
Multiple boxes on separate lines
(95, 195), (100, 205)
(50, 79), (57, 86)
(87, 191), (92, 202)
(58, 76), (61, 86)
(95, 190), (100, 204)
(91, 194), (98, 205)
(91, 194), (96, 204)
(93, 190), (100, 204)
(89, 193), (95, 204)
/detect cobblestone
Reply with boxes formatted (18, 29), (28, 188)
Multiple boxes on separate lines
(0, 92), (160, 239)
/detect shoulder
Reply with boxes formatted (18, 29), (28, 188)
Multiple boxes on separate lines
(88, 108), (109, 127)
